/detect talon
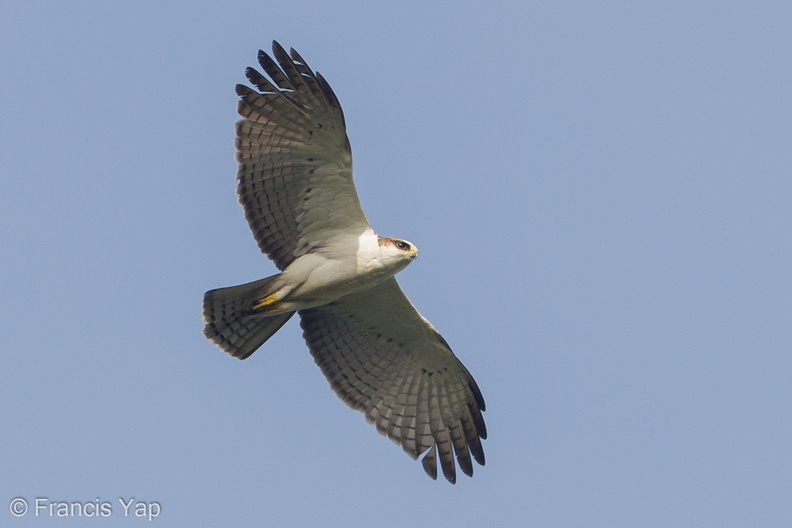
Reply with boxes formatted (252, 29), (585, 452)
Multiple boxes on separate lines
(252, 293), (281, 312)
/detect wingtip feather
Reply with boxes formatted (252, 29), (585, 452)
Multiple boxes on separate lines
(421, 445), (439, 480)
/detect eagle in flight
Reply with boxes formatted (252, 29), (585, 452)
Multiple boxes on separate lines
(203, 42), (486, 483)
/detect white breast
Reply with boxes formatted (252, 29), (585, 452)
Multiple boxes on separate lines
(277, 228), (390, 309)
(355, 228), (386, 272)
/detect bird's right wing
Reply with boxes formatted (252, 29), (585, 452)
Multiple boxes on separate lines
(235, 41), (371, 270)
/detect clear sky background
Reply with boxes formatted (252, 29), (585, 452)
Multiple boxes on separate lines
(2, 1), (791, 526)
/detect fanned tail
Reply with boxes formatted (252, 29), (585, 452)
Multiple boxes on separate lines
(203, 275), (295, 359)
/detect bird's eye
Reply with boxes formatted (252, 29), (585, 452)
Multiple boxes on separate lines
(396, 241), (411, 251)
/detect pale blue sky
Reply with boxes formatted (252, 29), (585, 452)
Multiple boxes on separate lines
(2, 1), (791, 526)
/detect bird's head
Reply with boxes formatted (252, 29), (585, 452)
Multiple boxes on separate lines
(378, 236), (419, 272)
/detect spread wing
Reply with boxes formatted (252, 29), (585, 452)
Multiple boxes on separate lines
(235, 41), (370, 270)
(298, 278), (487, 483)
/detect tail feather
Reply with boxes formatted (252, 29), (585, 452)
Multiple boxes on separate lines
(203, 275), (295, 359)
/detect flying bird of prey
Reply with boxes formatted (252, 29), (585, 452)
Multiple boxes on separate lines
(203, 41), (486, 483)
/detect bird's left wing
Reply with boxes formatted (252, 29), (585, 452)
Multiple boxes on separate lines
(235, 41), (370, 270)
(298, 278), (486, 483)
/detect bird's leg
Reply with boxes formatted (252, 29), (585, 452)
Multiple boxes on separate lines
(251, 293), (284, 314)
